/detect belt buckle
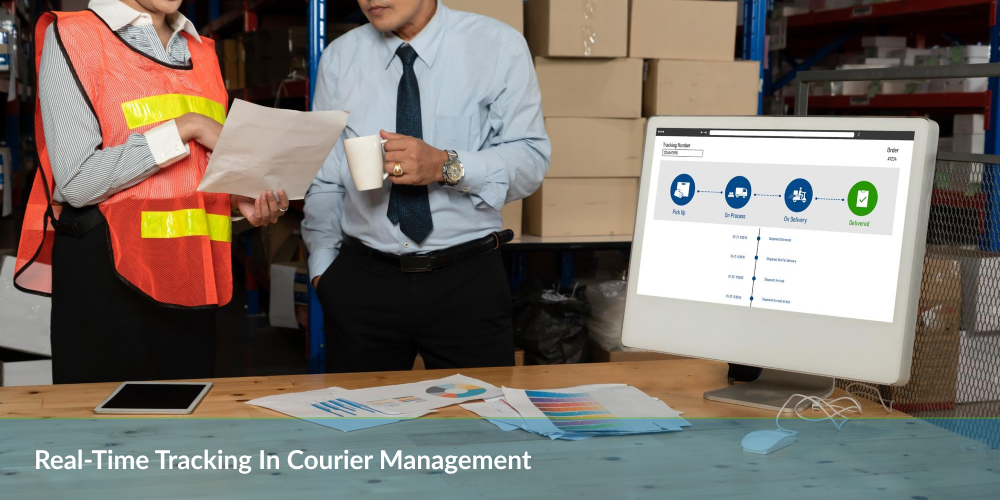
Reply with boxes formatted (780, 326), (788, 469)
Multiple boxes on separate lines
(400, 255), (432, 273)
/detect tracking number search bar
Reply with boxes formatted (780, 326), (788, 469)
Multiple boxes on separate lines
(709, 130), (856, 138)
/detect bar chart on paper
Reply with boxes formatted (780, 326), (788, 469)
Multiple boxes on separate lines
(525, 391), (628, 432)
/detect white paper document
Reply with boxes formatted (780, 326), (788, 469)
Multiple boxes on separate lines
(198, 99), (349, 200)
(245, 374), (501, 432)
(496, 384), (690, 440)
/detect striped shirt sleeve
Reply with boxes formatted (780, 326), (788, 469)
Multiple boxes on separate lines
(38, 25), (162, 207)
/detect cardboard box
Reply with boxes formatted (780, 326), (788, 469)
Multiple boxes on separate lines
(524, 0), (628, 57)
(546, 118), (645, 177)
(643, 59), (759, 116)
(448, 0), (524, 34)
(524, 178), (638, 237)
(413, 349), (524, 370)
(957, 330), (1000, 404)
(902, 48), (933, 66)
(928, 246), (1000, 334)
(952, 133), (985, 155)
(629, 0), (736, 61)
(880, 253), (962, 412)
(588, 341), (683, 363)
(930, 77), (988, 94)
(535, 57), (642, 118)
(502, 199), (523, 239)
(880, 80), (924, 95)
(954, 114), (985, 135)
(222, 39), (245, 90)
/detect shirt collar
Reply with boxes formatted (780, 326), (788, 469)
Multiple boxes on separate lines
(380, 1), (447, 69)
(89, 0), (202, 42)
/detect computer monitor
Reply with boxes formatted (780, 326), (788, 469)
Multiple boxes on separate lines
(622, 116), (938, 410)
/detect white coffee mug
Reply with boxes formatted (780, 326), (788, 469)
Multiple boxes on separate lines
(344, 135), (390, 191)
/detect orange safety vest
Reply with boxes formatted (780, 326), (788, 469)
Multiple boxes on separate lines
(14, 10), (233, 308)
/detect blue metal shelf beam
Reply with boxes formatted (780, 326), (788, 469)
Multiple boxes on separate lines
(307, 0), (327, 374)
(743, 0), (768, 114)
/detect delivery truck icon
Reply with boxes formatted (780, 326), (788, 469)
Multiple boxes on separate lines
(728, 187), (748, 198)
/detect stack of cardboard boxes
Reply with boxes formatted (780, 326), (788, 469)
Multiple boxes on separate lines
(525, 0), (642, 237)
(633, 0), (757, 117)
(520, 0), (757, 238)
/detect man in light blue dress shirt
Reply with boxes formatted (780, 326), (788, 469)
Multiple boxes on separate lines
(303, 0), (550, 372)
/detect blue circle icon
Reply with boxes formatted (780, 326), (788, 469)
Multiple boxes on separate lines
(670, 174), (695, 206)
(724, 176), (752, 209)
(784, 178), (813, 213)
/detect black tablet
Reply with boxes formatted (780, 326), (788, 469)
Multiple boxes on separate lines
(93, 382), (213, 414)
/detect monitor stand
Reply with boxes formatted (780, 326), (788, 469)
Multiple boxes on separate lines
(703, 369), (834, 412)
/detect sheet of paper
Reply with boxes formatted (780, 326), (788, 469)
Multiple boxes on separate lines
(198, 99), (349, 200)
(328, 374), (502, 415)
(501, 385), (686, 440)
(246, 387), (430, 433)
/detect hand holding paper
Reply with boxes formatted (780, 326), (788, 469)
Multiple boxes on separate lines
(198, 99), (349, 200)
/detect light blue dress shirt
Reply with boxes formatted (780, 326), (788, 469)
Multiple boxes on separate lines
(303, 3), (551, 280)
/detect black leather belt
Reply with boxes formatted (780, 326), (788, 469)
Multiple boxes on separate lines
(52, 205), (106, 238)
(342, 230), (514, 272)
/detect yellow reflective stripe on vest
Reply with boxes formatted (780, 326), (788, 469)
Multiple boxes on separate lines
(141, 209), (232, 243)
(121, 94), (226, 130)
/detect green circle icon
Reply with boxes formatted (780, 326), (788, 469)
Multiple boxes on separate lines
(848, 181), (878, 217)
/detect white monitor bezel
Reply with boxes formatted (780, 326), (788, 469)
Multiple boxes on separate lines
(622, 116), (938, 385)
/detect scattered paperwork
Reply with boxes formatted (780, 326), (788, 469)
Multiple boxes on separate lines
(247, 374), (689, 439)
(246, 374), (500, 432)
(463, 384), (690, 440)
(198, 99), (349, 200)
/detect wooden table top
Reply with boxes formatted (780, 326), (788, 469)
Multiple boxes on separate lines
(3, 360), (997, 500)
(0, 359), (892, 419)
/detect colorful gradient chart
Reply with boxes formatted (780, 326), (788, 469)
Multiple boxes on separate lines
(425, 384), (487, 399)
(525, 391), (628, 432)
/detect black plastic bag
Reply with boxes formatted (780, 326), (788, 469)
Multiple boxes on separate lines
(511, 281), (590, 365)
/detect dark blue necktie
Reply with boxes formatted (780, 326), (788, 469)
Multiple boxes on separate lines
(386, 44), (433, 244)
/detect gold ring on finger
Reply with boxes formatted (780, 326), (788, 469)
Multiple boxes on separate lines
(393, 162), (404, 176)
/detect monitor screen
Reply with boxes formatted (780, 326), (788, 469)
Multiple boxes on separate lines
(635, 128), (915, 323)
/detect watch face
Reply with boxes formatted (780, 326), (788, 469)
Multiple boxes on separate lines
(446, 164), (462, 182)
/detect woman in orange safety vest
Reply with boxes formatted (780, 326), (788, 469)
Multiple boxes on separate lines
(14, 0), (289, 384)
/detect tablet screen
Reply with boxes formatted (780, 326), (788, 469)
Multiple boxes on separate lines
(100, 383), (210, 410)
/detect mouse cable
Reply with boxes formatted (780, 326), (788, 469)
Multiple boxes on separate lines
(775, 393), (863, 433)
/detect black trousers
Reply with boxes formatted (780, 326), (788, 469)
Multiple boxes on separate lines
(317, 241), (514, 373)
(50, 206), (217, 384)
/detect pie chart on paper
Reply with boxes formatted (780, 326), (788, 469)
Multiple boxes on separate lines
(425, 383), (487, 399)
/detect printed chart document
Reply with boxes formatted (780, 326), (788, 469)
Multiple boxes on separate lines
(323, 374), (502, 415)
(494, 385), (689, 440)
(246, 374), (501, 432)
(198, 99), (349, 199)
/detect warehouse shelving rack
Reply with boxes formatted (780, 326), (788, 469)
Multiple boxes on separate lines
(766, 0), (999, 157)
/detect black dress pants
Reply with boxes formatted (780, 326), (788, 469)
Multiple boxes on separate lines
(317, 241), (514, 373)
(50, 205), (217, 384)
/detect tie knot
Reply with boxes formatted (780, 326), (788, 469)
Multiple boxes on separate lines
(396, 44), (419, 66)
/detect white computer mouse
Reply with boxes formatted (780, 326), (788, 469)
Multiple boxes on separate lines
(741, 429), (798, 455)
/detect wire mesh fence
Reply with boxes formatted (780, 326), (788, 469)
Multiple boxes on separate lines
(840, 158), (1000, 447)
